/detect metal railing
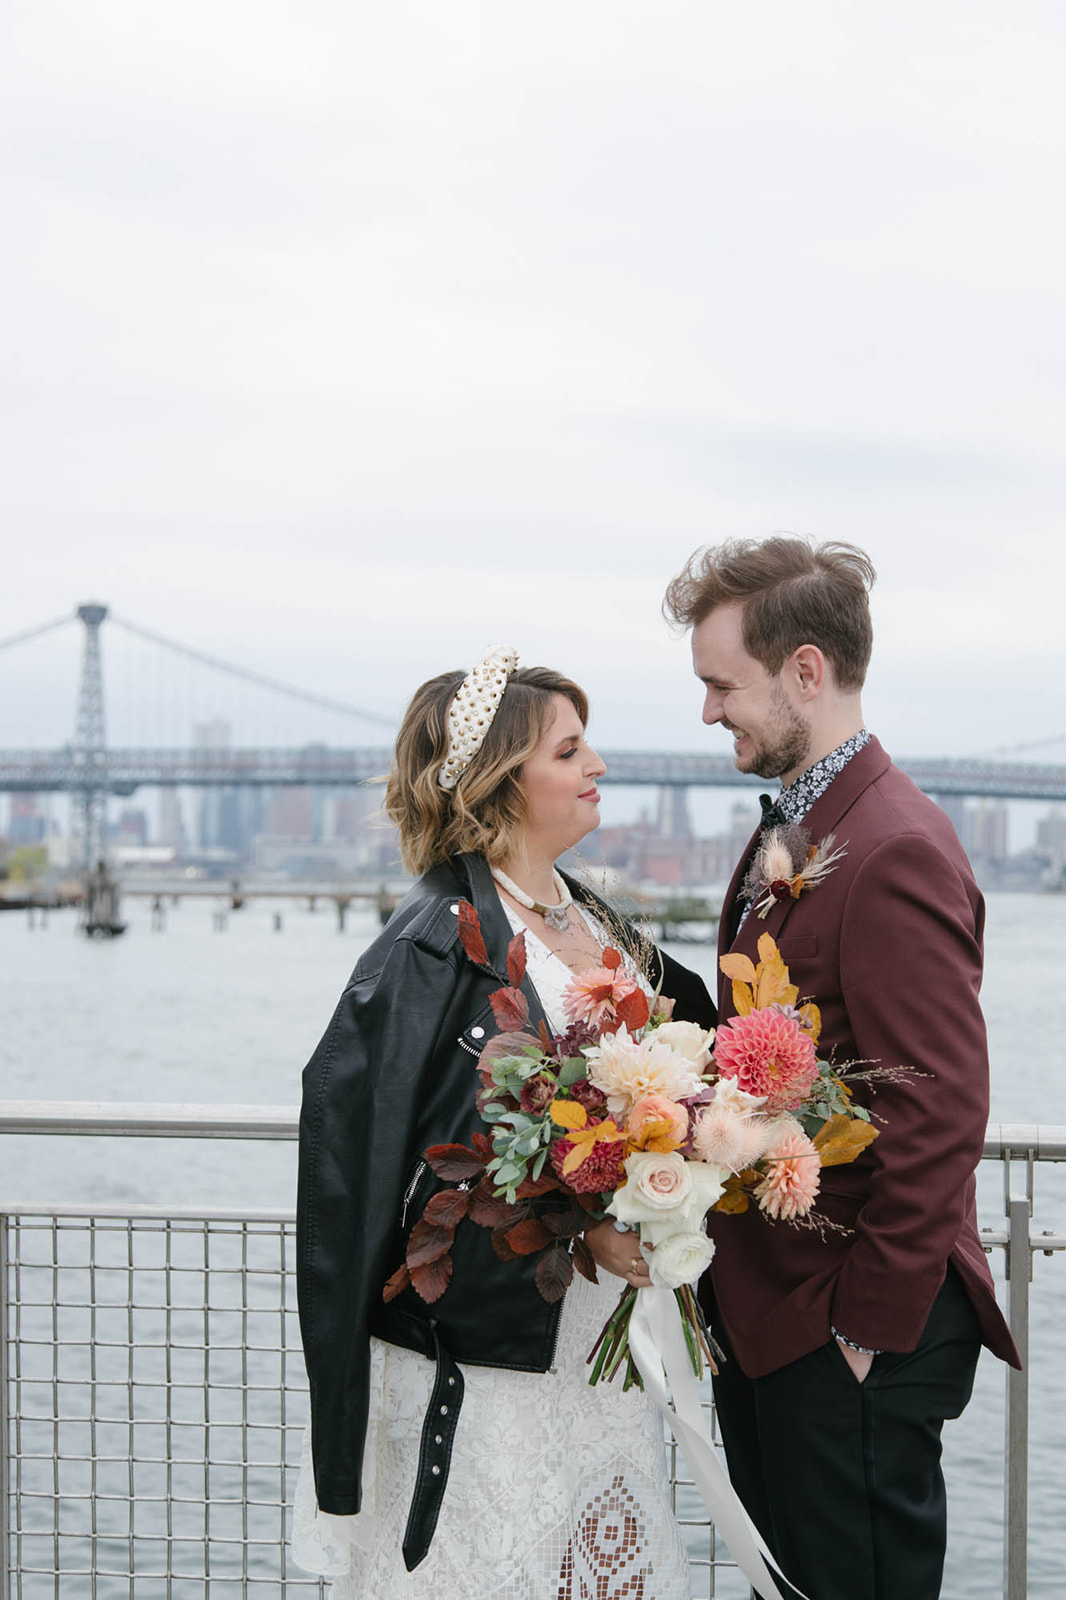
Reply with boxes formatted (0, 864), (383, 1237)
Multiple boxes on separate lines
(1, 1106), (1062, 1599)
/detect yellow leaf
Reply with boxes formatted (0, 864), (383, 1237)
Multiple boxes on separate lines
(754, 952), (798, 1011)
(713, 1189), (750, 1214)
(731, 979), (755, 1017)
(798, 1002), (821, 1044)
(549, 1099), (587, 1131)
(720, 953), (758, 984)
(812, 1115), (879, 1167)
(756, 933), (780, 965)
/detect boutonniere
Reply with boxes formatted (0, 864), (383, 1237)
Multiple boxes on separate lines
(742, 825), (847, 919)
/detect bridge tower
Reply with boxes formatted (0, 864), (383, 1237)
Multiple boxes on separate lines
(72, 602), (110, 875)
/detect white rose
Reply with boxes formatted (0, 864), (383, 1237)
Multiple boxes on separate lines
(609, 1151), (691, 1225)
(637, 1160), (728, 1243)
(646, 1230), (716, 1290)
(608, 1153), (727, 1239)
(653, 1020), (715, 1069)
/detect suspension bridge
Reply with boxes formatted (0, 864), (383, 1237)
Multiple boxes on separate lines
(2, 604), (1066, 877)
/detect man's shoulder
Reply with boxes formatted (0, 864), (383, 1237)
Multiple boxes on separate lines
(868, 760), (967, 847)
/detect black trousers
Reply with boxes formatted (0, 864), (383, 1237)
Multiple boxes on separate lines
(709, 1268), (982, 1600)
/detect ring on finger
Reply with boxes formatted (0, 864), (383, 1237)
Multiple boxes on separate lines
(629, 1257), (643, 1272)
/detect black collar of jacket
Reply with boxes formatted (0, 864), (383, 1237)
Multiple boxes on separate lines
(377, 851), (711, 1035)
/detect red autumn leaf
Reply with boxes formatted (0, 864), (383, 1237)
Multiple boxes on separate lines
(423, 1188), (471, 1227)
(541, 1207), (588, 1239)
(491, 1226), (520, 1262)
(406, 1217), (455, 1270)
(538, 1018), (553, 1052)
(535, 1245), (574, 1303)
(507, 931), (528, 989)
(575, 1191), (603, 1212)
(467, 1181), (518, 1229)
(382, 1262), (411, 1303)
(506, 1217), (553, 1255)
(478, 1031), (541, 1068)
(457, 901), (490, 969)
(602, 947), (622, 971)
(490, 985), (531, 1032)
(410, 1253), (453, 1304)
(471, 1131), (493, 1159)
(424, 1143), (485, 1182)
(613, 988), (650, 1034)
(514, 1170), (561, 1199)
(571, 1235), (599, 1284)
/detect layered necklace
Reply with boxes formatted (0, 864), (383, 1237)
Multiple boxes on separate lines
(490, 866), (573, 932)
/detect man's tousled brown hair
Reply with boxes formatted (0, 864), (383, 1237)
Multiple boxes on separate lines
(663, 535), (876, 690)
(384, 666), (588, 876)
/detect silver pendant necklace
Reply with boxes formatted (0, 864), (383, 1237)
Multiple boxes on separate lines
(491, 866), (573, 932)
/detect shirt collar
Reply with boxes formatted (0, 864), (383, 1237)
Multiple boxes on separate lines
(775, 729), (870, 825)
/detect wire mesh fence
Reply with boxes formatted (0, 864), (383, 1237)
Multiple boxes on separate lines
(0, 1207), (741, 1599)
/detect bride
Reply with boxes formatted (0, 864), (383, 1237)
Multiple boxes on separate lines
(292, 647), (716, 1599)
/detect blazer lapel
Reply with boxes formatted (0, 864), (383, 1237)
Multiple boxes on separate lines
(792, 734), (891, 846)
(717, 737), (892, 1018)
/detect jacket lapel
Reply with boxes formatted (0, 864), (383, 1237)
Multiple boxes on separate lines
(460, 852), (551, 1035)
(717, 737), (891, 1017)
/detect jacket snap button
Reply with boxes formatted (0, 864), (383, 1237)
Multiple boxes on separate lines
(435, 1433), (443, 1445)
(440, 1404), (448, 1415)
(447, 1376), (456, 1386)
(449, 904), (459, 914)
(470, 1027), (484, 1039)
(431, 1464), (441, 1476)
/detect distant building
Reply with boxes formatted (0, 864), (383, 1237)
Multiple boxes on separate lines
(967, 800), (1009, 863)
(8, 793), (46, 845)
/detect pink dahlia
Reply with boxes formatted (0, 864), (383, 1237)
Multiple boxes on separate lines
(562, 968), (641, 1028)
(549, 1128), (629, 1194)
(712, 1008), (818, 1114)
(754, 1130), (821, 1220)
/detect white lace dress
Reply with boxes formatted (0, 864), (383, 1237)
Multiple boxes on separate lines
(291, 906), (692, 1600)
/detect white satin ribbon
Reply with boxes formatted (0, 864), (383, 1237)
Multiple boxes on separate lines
(627, 1288), (805, 1600)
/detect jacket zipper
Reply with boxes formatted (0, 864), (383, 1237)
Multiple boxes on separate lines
(400, 1159), (428, 1229)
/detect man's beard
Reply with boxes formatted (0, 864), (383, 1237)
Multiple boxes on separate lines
(743, 685), (811, 781)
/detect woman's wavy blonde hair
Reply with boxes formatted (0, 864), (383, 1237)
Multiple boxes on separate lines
(384, 666), (589, 876)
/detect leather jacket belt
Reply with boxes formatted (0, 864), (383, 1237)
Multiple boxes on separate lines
(382, 1308), (466, 1571)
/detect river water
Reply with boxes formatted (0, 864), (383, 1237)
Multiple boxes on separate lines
(1, 890), (1063, 1598)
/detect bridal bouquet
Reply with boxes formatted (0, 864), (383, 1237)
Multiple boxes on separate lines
(384, 905), (879, 1389)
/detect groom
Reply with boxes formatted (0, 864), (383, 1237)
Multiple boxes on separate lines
(664, 537), (1018, 1600)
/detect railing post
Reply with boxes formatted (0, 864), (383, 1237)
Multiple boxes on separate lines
(1, 1212), (10, 1600)
(1002, 1150), (1031, 1600)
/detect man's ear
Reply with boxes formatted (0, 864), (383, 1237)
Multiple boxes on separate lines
(788, 644), (826, 700)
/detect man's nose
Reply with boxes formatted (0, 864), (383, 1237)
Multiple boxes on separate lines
(702, 690), (724, 726)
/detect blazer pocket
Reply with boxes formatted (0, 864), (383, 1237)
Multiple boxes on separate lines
(778, 934), (819, 961)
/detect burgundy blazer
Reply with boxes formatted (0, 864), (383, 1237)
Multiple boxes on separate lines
(699, 736), (1019, 1378)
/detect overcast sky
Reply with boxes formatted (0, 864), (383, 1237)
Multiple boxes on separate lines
(3, 2), (1065, 793)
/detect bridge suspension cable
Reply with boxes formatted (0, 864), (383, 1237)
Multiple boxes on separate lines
(109, 614), (396, 729)
(0, 613), (76, 653)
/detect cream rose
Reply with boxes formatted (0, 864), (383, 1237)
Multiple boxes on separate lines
(608, 1152), (726, 1242)
(653, 1020), (715, 1069)
(646, 1230), (716, 1290)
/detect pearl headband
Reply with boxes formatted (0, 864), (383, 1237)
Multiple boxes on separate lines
(437, 645), (520, 791)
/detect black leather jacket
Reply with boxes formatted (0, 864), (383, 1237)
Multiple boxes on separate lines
(296, 851), (715, 1529)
